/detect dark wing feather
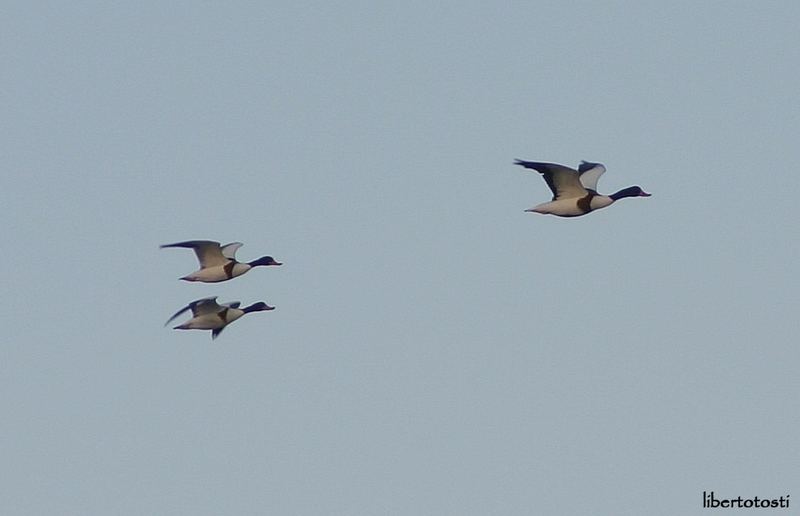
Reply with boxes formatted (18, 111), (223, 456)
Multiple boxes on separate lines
(164, 304), (192, 327)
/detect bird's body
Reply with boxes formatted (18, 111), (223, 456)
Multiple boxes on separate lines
(514, 160), (650, 217)
(184, 261), (253, 283)
(526, 195), (614, 217)
(165, 296), (275, 339)
(160, 240), (282, 283)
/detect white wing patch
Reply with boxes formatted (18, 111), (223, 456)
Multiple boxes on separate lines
(191, 243), (226, 268)
(220, 242), (244, 260)
(514, 160), (588, 200)
(578, 162), (606, 192)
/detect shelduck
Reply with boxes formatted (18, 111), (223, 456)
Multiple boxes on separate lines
(514, 160), (650, 217)
(160, 240), (282, 283)
(165, 296), (275, 339)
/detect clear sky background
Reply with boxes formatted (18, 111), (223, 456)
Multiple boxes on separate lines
(2, 1), (798, 514)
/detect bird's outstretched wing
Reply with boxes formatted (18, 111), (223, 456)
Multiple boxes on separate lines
(164, 296), (220, 326)
(160, 240), (230, 268)
(220, 242), (244, 260)
(577, 161), (606, 193)
(514, 160), (588, 200)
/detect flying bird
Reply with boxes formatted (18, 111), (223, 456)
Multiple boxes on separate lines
(514, 160), (650, 217)
(165, 296), (275, 339)
(160, 240), (282, 282)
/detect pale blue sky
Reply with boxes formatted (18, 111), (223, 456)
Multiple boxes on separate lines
(2, 1), (798, 514)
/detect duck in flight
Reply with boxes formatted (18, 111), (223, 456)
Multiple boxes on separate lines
(160, 240), (282, 282)
(165, 296), (275, 339)
(514, 160), (650, 217)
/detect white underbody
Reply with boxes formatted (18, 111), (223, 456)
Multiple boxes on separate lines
(176, 309), (244, 330)
(181, 262), (252, 282)
(527, 195), (614, 217)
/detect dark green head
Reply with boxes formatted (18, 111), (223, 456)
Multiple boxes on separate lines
(248, 256), (283, 267)
(610, 186), (651, 200)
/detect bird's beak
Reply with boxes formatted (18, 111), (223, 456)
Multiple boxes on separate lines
(640, 191), (652, 197)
